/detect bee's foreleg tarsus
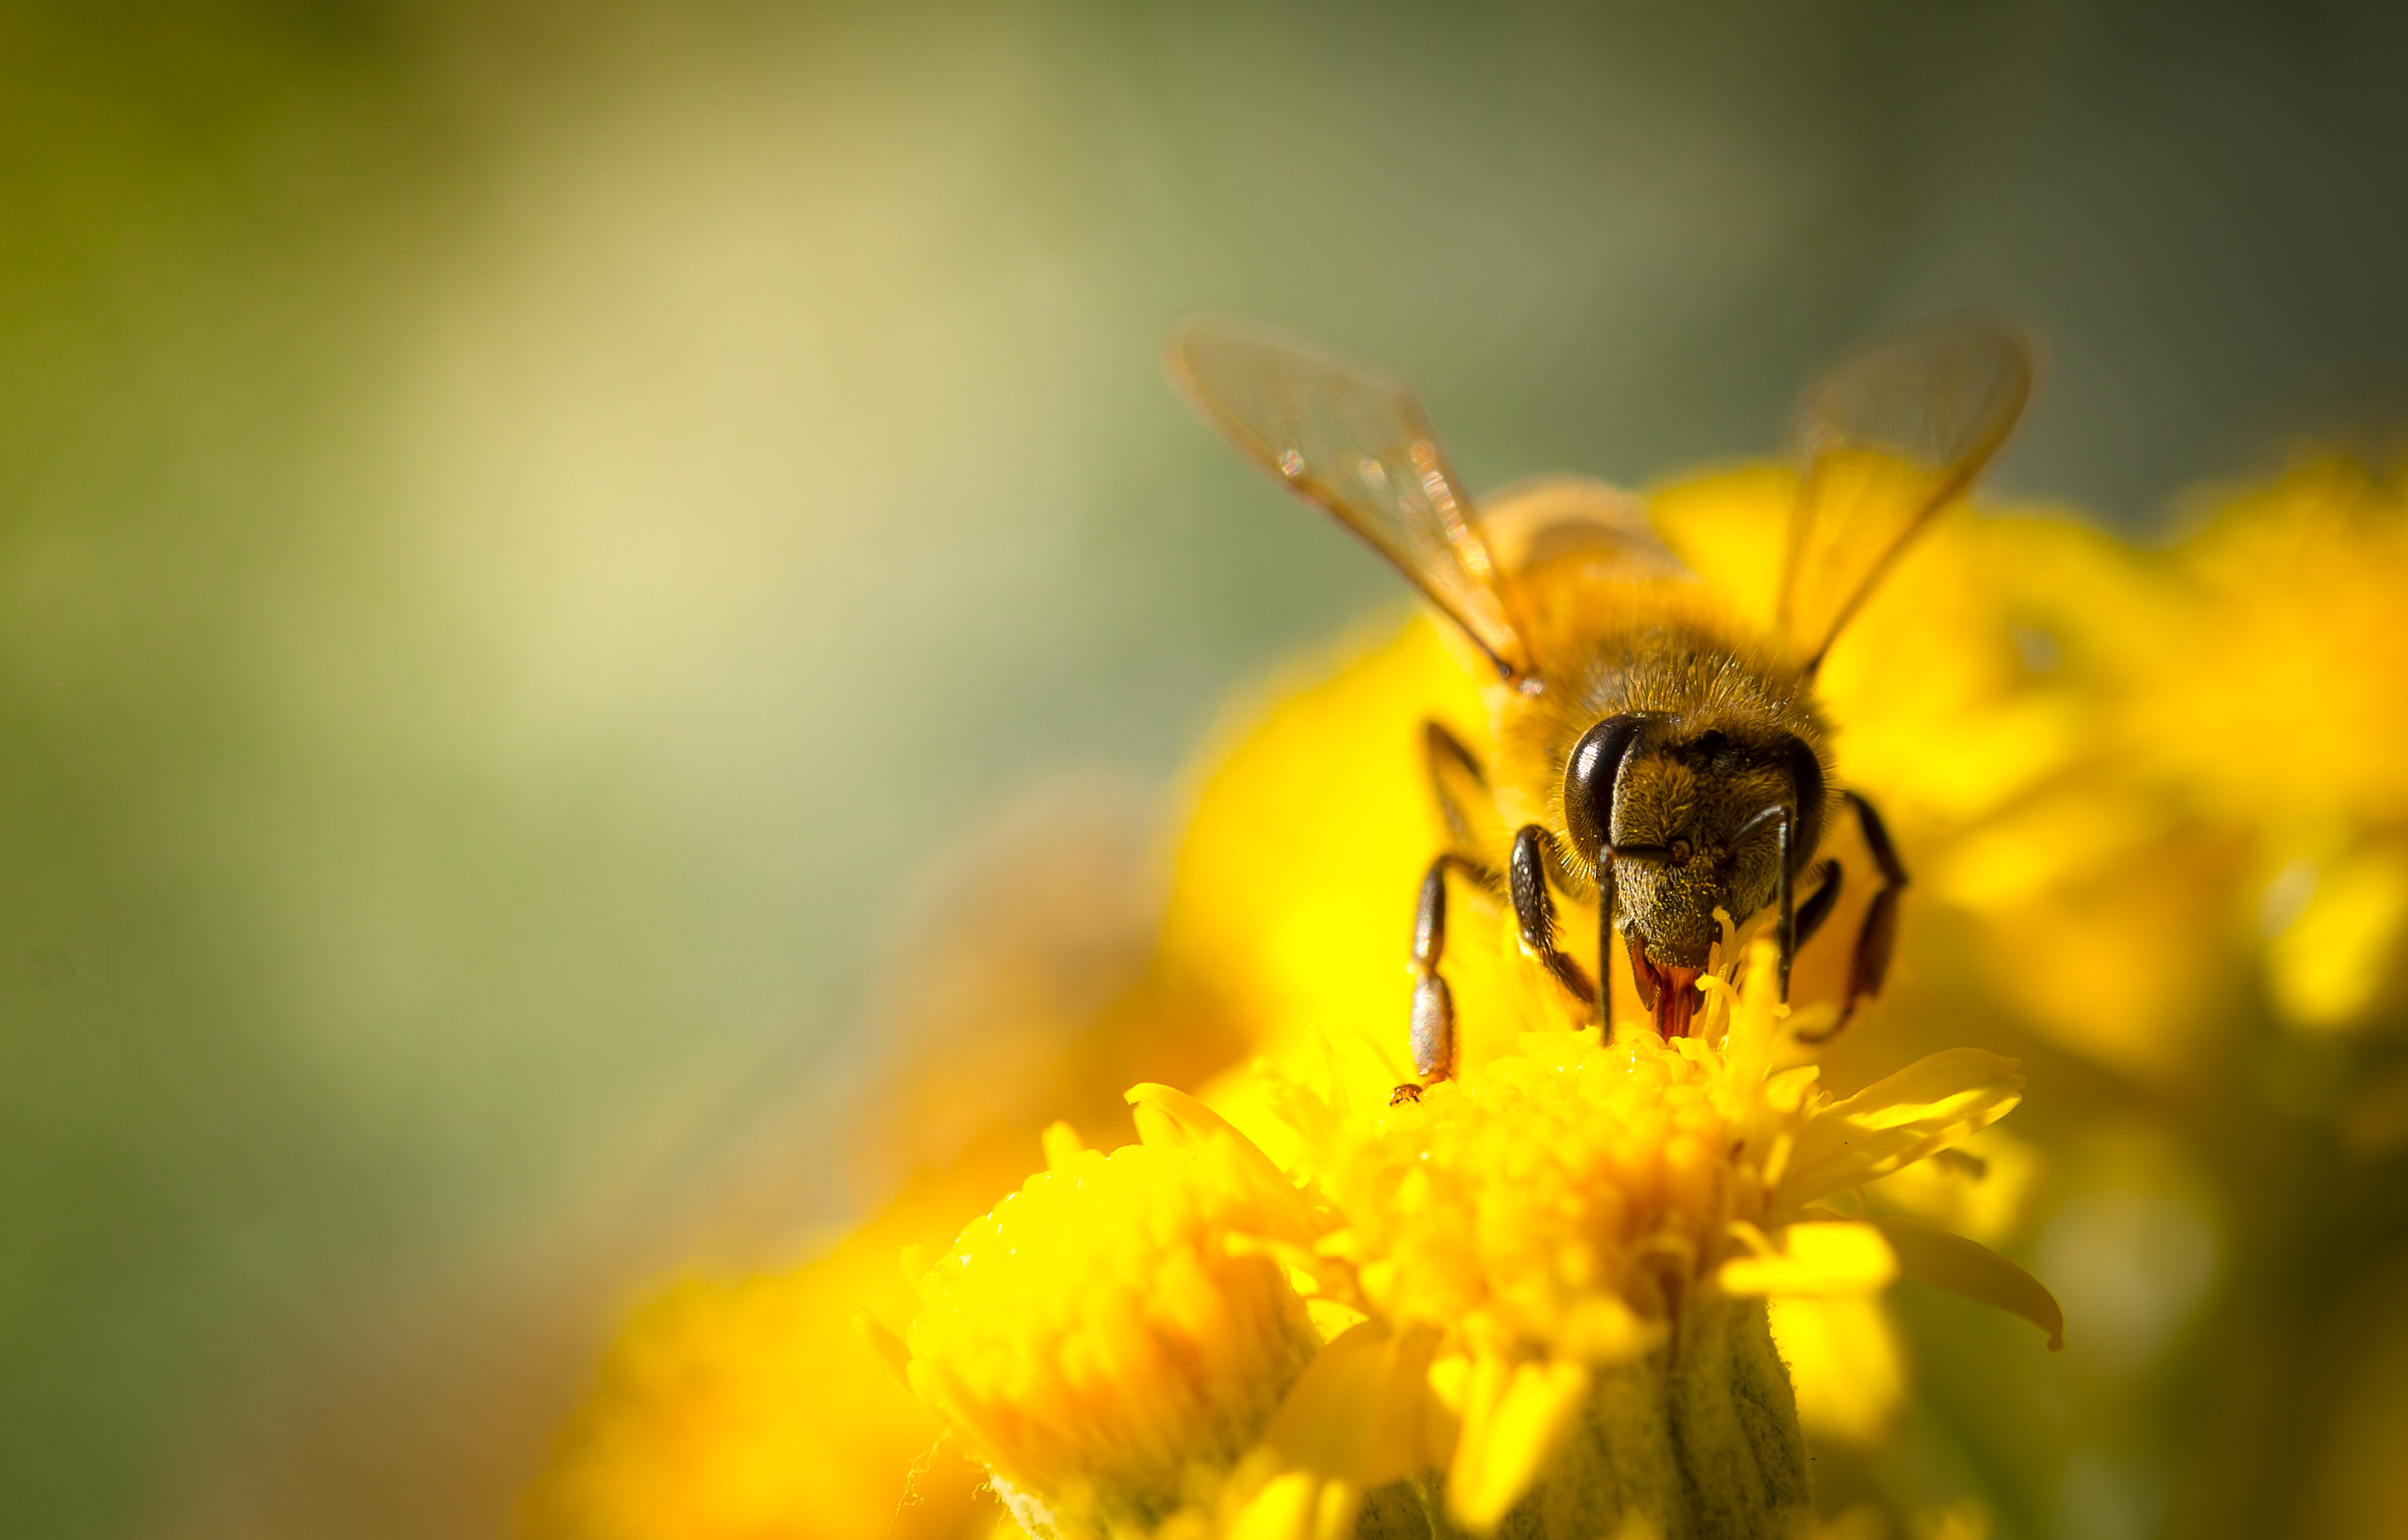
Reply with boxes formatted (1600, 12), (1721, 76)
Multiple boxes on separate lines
(1401, 971), (1455, 1103)
(1799, 792), (1907, 1044)
(1396, 852), (1493, 1103)
(1510, 825), (1599, 1012)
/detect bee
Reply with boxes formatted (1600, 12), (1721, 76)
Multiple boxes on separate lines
(1168, 314), (2031, 1101)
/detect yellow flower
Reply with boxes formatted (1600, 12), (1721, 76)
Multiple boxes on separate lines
(901, 936), (2057, 1539)
(523, 1189), (985, 1540)
(902, 1101), (1327, 1540)
(1269, 936), (2049, 1535)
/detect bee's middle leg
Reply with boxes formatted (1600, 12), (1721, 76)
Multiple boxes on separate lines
(1393, 852), (1496, 1105)
(1739, 805), (1837, 1001)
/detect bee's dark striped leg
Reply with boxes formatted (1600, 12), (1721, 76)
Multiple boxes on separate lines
(1597, 860), (1618, 1035)
(1735, 803), (1801, 999)
(1794, 859), (1844, 949)
(1422, 721), (1488, 849)
(1798, 792), (1906, 1045)
(1393, 852), (1497, 1106)
(1728, 809), (1837, 1003)
(1747, 855), (1843, 1010)
(1844, 790), (1910, 1014)
(1772, 808), (1795, 999)
(1510, 825), (1599, 1013)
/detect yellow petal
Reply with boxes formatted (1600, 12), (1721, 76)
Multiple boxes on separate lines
(1447, 1354), (1591, 1532)
(1871, 1214), (2064, 1351)
(1718, 1222), (1898, 1297)
(1127, 1081), (1323, 1240)
(1129, 1080), (1249, 1150)
(1226, 1470), (1363, 1540)
(1129, 1083), (1295, 1187)
(1767, 1294), (1905, 1447)
(1260, 1321), (1443, 1490)
(1040, 1120), (1086, 1172)
(1783, 1049), (2025, 1201)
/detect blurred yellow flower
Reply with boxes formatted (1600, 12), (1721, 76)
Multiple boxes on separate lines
(2139, 459), (2408, 836)
(522, 1190), (982, 1540)
(902, 1102), (1324, 1540)
(2138, 459), (2408, 1034)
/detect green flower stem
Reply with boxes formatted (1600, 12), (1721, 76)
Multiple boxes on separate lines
(1380, 1301), (1811, 1540)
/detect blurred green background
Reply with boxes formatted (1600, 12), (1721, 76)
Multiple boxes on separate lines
(4, 2), (2407, 1536)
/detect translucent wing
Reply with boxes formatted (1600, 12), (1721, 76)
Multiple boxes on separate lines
(1778, 316), (2035, 671)
(1169, 317), (1527, 677)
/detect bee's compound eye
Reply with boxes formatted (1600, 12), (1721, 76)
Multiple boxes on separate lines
(1564, 713), (1646, 859)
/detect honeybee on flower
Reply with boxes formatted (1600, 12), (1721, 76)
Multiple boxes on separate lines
(1169, 316), (2031, 1096)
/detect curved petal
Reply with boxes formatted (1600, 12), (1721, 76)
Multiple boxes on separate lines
(1260, 1321), (1445, 1489)
(1872, 1214), (2064, 1351)
(1129, 1080), (1265, 1157)
(1126, 1082), (1323, 1239)
(1782, 1049), (2024, 1203)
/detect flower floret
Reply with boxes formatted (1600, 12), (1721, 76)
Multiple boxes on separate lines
(905, 1093), (1325, 1538)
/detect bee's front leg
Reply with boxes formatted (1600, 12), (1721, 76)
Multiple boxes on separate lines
(1393, 853), (1496, 1106)
(1796, 791), (1906, 1045)
(1734, 795), (1844, 998)
(1509, 825), (1599, 1011)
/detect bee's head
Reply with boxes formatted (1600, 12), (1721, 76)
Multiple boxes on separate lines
(1563, 714), (1827, 971)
